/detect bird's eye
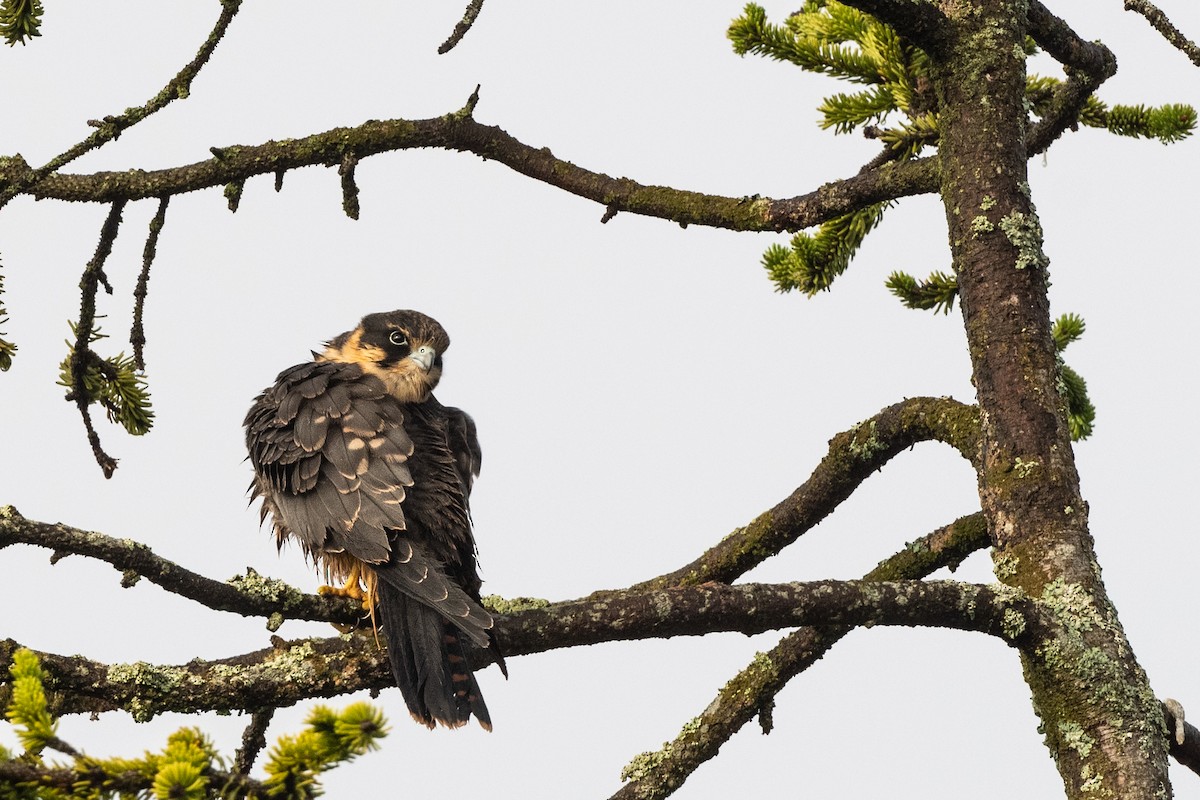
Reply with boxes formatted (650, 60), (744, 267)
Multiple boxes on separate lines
(388, 331), (408, 347)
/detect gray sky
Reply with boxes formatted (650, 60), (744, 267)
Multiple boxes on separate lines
(1, 1), (1198, 797)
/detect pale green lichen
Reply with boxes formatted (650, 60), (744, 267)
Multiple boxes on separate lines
(971, 215), (995, 235)
(480, 595), (550, 615)
(999, 210), (1050, 270)
(1001, 607), (1026, 639)
(1059, 721), (1095, 758)
(227, 567), (304, 607)
(107, 662), (190, 722)
(847, 420), (886, 460)
(1080, 766), (1103, 793)
(621, 747), (666, 783)
(992, 550), (1019, 581)
(980, 195), (997, 211)
(620, 717), (704, 783)
(1031, 578), (1168, 789)
(1013, 457), (1040, 479)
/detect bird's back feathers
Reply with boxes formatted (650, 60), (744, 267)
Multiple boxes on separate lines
(245, 351), (500, 730)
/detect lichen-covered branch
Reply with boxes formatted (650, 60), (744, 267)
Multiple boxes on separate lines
(0, 98), (941, 235)
(0, 0), (242, 210)
(1124, 0), (1200, 68)
(0, 579), (1036, 720)
(624, 396), (980, 593)
(613, 512), (990, 800)
(0, 505), (360, 628)
(439, 0), (486, 54)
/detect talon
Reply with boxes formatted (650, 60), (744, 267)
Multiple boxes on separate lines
(319, 563), (371, 609)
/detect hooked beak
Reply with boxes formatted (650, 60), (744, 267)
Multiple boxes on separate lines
(409, 345), (436, 372)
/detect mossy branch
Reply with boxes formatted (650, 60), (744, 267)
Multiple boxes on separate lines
(131, 197), (170, 371)
(0, 111), (942, 236)
(0, 579), (1041, 721)
(439, 0), (487, 54)
(624, 396), (980, 593)
(1124, 0), (1200, 68)
(612, 512), (989, 800)
(0, 0), (243, 210)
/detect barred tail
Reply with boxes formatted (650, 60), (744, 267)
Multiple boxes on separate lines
(376, 578), (492, 731)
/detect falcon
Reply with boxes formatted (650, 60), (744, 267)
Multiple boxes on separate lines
(244, 309), (503, 730)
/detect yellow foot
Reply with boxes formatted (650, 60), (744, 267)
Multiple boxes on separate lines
(319, 566), (372, 610)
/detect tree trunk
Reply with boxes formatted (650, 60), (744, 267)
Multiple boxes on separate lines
(932, 0), (1169, 796)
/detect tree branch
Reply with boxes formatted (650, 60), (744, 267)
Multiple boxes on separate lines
(0, 579), (1036, 720)
(0, 505), (359, 627)
(837, 0), (948, 54)
(623, 396), (980, 592)
(69, 200), (127, 478)
(0, 0), (243, 210)
(1163, 699), (1200, 777)
(1023, 3), (1118, 155)
(1124, 0), (1200, 68)
(613, 512), (989, 800)
(1028, 2), (1118, 77)
(439, 0), (487, 54)
(0, 98), (941, 235)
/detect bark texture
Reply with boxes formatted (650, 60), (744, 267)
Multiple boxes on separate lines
(928, 0), (1169, 796)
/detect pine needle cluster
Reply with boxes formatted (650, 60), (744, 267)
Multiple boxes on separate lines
(262, 704), (388, 798)
(1027, 75), (1196, 143)
(0, 0), (41, 46)
(728, 1), (1196, 297)
(1, 649), (389, 800)
(1051, 313), (1096, 440)
(56, 322), (155, 436)
(885, 270), (957, 314)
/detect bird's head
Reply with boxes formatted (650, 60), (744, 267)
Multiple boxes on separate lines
(321, 309), (451, 402)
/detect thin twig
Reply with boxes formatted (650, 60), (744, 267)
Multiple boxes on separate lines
(438, 0), (486, 54)
(0, 0), (243, 210)
(131, 197), (169, 370)
(0, 505), (360, 625)
(70, 201), (127, 478)
(1125, 0), (1200, 68)
(232, 708), (275, 776)
(339, 152), (360, 220)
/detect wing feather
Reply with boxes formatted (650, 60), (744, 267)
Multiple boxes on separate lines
(245, 357), (495, 661)
(246, 361), (414, 562)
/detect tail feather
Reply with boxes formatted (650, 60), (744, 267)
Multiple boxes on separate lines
(376, 578), (492, 730)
